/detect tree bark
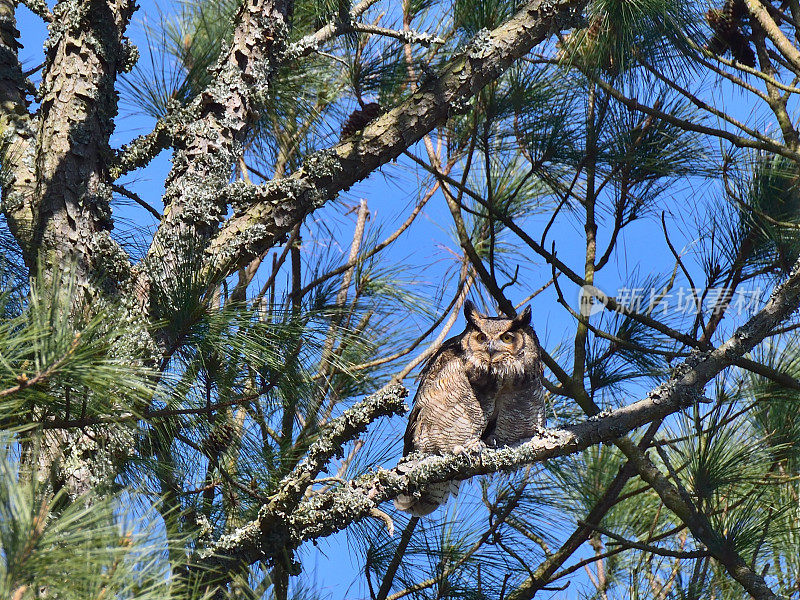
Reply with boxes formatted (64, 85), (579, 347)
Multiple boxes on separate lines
(203, 0), (587, 277)
(141, 0), (294, 326)
(29, 0), (136, 294)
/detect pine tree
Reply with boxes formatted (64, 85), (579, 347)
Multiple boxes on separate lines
(3, 0), (800, 597)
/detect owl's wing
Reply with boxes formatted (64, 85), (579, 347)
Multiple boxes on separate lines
(403, 334), (461, 456)
(402, 401), (421, 455)
(414, 332), (462, 385)
(397, 341), (485, 516)
(404, 342), (486, 456)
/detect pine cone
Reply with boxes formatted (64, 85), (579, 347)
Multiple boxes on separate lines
(728, 30), (757, 67)
(203, 423), (236, 456)
(705, 0), (754, 67)
(341, 102), (383, 138)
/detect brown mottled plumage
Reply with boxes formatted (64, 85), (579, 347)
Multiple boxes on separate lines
(394, 300), (545, 516)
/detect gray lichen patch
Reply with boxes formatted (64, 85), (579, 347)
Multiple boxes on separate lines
(45, 421), (137, 500)
(466, 28), (495, 60)
(111, 104), (191, 180)
(288, 383), (407, 483)
(301, 147), (343, 182)
(201, 519), (263, 559)
(118, 39), (139, 73)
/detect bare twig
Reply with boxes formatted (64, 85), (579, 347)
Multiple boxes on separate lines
(579, 521), (709, 559)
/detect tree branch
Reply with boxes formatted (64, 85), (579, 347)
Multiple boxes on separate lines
(579, 521), (709, 559)
(507, 419), (663, 600)
(27, 0), (135, 285)
(204, 0), (587, 277)
(140, 0), (294, 320)
(197, 254), (800, 585)
(110, 108), (187, 180)
(0, 0), (37, 257)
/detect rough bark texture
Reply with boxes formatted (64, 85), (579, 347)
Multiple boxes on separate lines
(0, 0), (39, 257)
(141, 0), (293, 312)
(204, 0), (587, 276)
(3, 0), (141, 500)
(31, 0), (136, 292)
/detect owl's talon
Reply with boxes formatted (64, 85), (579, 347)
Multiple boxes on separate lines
(454, 438), (485, 455)
(452, 439), (486, 467)
(467, 439), (486, 453)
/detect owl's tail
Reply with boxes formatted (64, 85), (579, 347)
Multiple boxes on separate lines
(393, 478), (461, 516)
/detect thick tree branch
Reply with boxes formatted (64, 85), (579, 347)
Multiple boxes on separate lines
(204, 0), (587, 276)
(112, 0), (383, 182)
(0, 0), (36, 256)
(745, 0), (800, 76)
(208, 387), (695, 570)
(28, 0), (135, 288)
(266, 383), (408, 516)
(110, 107), (188, 180)
(21, 0), (52, 21)
(193, 384), (407, 577)
(140, 0), (294, 318)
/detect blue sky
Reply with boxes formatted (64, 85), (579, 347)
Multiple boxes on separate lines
(13, 1), (771, 596)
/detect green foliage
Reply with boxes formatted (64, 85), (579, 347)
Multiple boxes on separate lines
(12, 0), (800, 596)
(0, 268), (156, 429)
(0, 448), (207, 599)
(305, 0), (351, 30)
(674, 405), (770, 506)
(559, 0), (701, 79)
(747, 340), (800, 469)
(739, 153), (800, 273)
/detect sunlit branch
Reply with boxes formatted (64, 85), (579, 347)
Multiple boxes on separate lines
(21, 0), (52, 21)
(745, 0), (800, 76)
(110, 108), (186, 180)
(205, 0), (589, 277)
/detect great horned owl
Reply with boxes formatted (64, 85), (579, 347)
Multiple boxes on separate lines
(394, 300), (545, 516)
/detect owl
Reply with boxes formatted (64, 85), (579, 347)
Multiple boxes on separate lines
(394, 300), (545, 516)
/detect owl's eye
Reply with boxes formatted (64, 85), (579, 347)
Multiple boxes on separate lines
(501, 332), (515, 343)
(474, 332), (487, 343)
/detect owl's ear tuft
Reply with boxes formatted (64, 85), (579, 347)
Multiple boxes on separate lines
(464, 300), (483, 328)
(514, 306), (532, 327)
